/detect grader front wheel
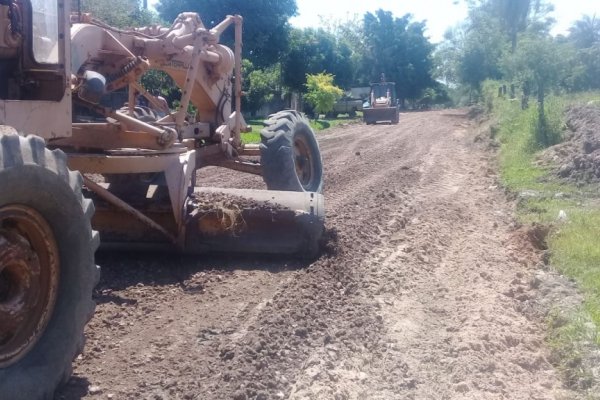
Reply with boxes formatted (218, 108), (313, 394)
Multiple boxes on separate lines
(0, 133), (99, 400)
(260, 110), (323, 193)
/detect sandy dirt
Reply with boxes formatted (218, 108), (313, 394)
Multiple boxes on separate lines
(56, 109), (576, 399)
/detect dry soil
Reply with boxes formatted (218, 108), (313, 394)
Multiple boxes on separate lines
(56, 109), (576, 400)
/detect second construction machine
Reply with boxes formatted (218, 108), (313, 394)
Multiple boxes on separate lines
(363, 80), (400, 125)
(0, 1), (323, 398)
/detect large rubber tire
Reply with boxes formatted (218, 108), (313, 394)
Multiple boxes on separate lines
(0, 132), (99, 400)
(392, 109), (400, 124)
(260, 110), (323, 193)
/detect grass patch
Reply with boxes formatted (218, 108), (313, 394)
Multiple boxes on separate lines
(242, 114), (360, 144)
(550, 210), (600, 331)
(488, 86), (600, 392)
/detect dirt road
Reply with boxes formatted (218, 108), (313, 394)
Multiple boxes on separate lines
(57, 110), (573, 399)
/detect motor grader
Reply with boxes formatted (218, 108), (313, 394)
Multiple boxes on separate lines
(0, 1), (324, 398)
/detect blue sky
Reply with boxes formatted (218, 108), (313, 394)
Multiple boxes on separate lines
(148, 0), (598, 43)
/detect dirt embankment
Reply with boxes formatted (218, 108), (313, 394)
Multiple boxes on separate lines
(57, 110), (577, 399)
(541, 104), (600, 184)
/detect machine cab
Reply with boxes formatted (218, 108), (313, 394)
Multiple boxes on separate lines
(368, 82), (397, 108)
(0, 0), (71, 138)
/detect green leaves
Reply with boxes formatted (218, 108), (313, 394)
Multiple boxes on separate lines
(282, 28), (353, 92)
(304, 73), (343, 117)
(156, 0), (297, 68)
(362, 9), (435, 103)
(80, 0), (159, 27)
(242, 60), (281, 114)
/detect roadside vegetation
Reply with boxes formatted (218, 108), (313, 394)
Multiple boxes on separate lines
(436, 0), (600, 392)
(242, 113), (361, 144)
(485, 87), (600, 393)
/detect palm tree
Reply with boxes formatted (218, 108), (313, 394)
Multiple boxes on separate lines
(569, 14), (600, 49)
(498, 0), (531, 51)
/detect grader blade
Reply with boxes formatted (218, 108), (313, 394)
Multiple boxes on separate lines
(184, 188), (324, 256)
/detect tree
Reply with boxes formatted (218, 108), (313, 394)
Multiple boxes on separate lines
(569, 14), (600, 49)
(362, 9), (435, 105)
(464, 0), (554, 49)
(506, 36), (570, 146)
(304, 73), (343, 118)
(457, 13), (506, 91)
(320, 16), (372, 86)
(241, 60), (281, 115)
(567, 15), (600, 90)
(282, 28), (354, 92)
(155, 0), (297, 68)
(433, 26), (467, 86)
(438, 0), (555, 96)
(495, 0), (531, 51)
(78, 0), (158, 27)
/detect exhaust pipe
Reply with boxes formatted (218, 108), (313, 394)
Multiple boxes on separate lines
(184, 188), (325, 257)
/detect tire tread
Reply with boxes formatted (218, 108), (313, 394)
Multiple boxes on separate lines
(0, 131), (99, 400)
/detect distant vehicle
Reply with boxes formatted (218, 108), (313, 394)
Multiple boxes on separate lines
(363, 81), (400, 125)
(327, 96), (364, 118)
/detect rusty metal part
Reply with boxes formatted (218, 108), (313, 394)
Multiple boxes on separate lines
(294, 135), (316, 188)
(0, 206), (59, 367)
(239, 144), (261, 156)
(112, 111), (177, 148)
(211, 159), (262, 176)
(363, 106), (399, 124)
(184, 188), (324, 255)
(83, 176), (177, 244)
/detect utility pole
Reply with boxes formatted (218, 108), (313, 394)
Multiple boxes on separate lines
(143, 0), (148, 9)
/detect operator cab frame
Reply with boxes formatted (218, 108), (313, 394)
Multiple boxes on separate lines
(0, 0), (66, 102)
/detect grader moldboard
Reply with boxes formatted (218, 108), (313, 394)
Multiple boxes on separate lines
(0, 1), (324, 398)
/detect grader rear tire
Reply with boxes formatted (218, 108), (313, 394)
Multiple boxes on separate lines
(0, 133), (99, 400)
(260, 110), (323, 193)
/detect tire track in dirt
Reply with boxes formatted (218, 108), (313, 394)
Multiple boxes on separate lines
(57, 110), (574, 400)
(292, 111), (575, 399)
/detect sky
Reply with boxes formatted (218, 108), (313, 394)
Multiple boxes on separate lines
(148, 0), (598, 43)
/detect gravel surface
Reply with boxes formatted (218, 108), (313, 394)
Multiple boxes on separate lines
(56, 110), (575, 399)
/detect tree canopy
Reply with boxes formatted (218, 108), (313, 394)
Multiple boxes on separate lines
(155, 0), (297, 68)
(282, 28), (353, 92)
(78, 0), (157, 27)
(362, 10), (435, 104)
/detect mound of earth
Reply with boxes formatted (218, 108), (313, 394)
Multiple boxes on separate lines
(540, 104), (600, 183)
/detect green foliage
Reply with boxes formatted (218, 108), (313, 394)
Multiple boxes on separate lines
(567, 15), (600, 91)
(320, 16), (368, 86)
(79, 0), (159, 27)
(488, 92), (600, 391)
(503, 36), (570, 146)
(242, 60), (281, 115)
(242, 113), (356, 144)
(282, 28), (354, 92)
(417, 84), (451, 109)
(439, 0), (555, 92)
(362, 10), (435, 104)
(156, 0), (297, 68)
(530, 100), (564, 149)
(140, 70), (178, 102)
(568, 14), (600, 49)
(505, 36), (571, 98)
(304, 73), (343, 117)
(458, 15), (507, 90)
